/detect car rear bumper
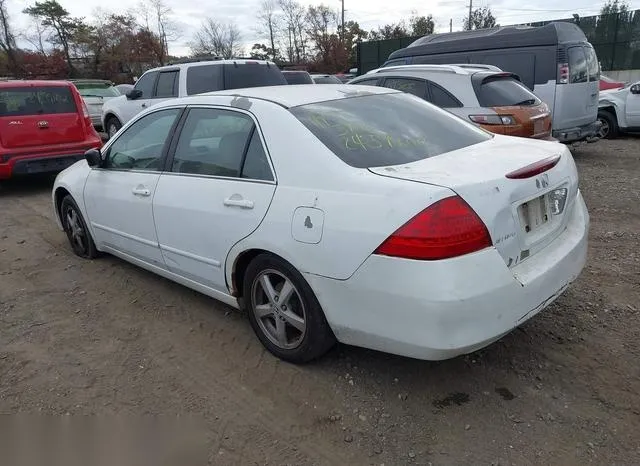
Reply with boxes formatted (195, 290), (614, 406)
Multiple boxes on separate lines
(553, 120), (601, 143)
(0, 153), (85, 179)
(305, 191), (589, 360)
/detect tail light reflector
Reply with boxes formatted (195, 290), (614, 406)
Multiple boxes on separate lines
(557, 63), (569, 84)
(374, 196), (492, 260)
(506, 155), (561, 179)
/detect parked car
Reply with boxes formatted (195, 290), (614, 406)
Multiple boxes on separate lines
(383, 22), (601, 143)
(350, 64), (553, 139)
(101, 59), (287, 139)
(53, 84), (588, 363)
(72, 79), (121, 131)
(335, 73), (355, 83)
(282, 71), (314, 84)
(597, 81), (640, 138)
(310, 74), (343, 84)
(599, 74), (625, 91)
(116, 83), (134, 94)
(0, 80), (102, 180)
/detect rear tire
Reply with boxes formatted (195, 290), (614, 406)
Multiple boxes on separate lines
(243, 254), (336, 363)
(597, 110), (618, 139)
(60, 195), (98, 259)
(106, 116), (122, 139)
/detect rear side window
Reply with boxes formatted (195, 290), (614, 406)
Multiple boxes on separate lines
(134, 72), (157, 98)
(351, 78), (379, 86)
(568, 47), (588, 84)
(223, 63), (287, 90)
(475, 77), (540, 107)
(382, 78), (427, 99)
(284, 72), (313, 84)
(428, 83), (463, 108)
(290, 93), (490, 169)
(155, 71), (179, 97)
(0, 86), (77, 116)
(585, 46), (600, 82)
(186, 65), (224, 95)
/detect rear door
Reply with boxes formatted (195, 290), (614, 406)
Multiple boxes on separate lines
(0, 85), (84, 149)
(153, 106), (276, 293)
(553, 45), (598, 130)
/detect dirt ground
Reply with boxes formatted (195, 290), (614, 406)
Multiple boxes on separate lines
(1, 138), (639, 465)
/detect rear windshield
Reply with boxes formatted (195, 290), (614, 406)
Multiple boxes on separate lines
(284, 72), (313, 84)
(313, 76), (342, 84)
(290, 93), (491, 168)
(475, 77), (540, 107)
(0, 86), (77, 116)
(224, 63), (287, 90)
(75, 82), (120, 98)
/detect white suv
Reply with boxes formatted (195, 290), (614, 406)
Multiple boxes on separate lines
(101, 59), (286, 138)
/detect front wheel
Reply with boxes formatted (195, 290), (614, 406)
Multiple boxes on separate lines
(244, 254), (336, 363)
(597, 110), (618, 139)
(61, 195), (98, 259)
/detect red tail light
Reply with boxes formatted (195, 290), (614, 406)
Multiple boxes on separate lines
(374, 196), (492, 260)
(505, 155), (561, 179)
(557, 63), (569, 84)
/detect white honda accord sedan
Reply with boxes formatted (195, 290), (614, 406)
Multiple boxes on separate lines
(52, 85), (589, 363)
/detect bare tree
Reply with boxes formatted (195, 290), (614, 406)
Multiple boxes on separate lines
(0, 0), (20, 75)
(137, 0), (179, 64)
(256, 0), (280, 60)
(306, 5), (337, 62)
(190, 19), (242, 59)
(279, 0), (307, 63)
(22, 18), (49, 54)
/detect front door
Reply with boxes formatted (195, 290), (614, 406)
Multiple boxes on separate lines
(152, 107), (277, 293)
(84, 107), (182, 267)
(625, 83), (640, 126)
(120, 71), (158, 124)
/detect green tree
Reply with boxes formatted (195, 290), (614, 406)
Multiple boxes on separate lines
(250, 43), (271, 60)
(24, 0), (85, 76)
(369, 22), (409, 40)
(410, 14), (434, 36)
(464, 7), (498, 31)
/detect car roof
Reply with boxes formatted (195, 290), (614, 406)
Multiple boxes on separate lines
(0, 80), (73, 88)
(144, 58), (278, 74)
(167, 84), (399, 108)
(367, 64), (493, 76)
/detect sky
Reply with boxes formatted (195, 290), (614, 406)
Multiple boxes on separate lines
(6, 0), (637, 56)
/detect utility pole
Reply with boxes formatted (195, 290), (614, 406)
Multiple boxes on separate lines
(450, 18), (452, 32)
(468, 0), (473, 30)
(341, 0), (345, 43)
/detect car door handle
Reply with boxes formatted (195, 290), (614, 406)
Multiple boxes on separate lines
(223, 197), (254, 209)
(132, 187), (151, 197)
(141, 103), (147, 108)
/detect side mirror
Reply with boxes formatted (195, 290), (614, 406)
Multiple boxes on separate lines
(84, 148), (101, 167)
(630, 84), (640, 95)
(126, 89), (143, 100)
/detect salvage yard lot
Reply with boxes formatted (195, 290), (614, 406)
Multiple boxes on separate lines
(1, 139), (639, 465)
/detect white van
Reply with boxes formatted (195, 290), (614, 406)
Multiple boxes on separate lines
(383, 22), (601, 143)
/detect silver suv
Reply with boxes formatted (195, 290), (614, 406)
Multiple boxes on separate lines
(349, 64), (553, 140)
(101, 58), (286, 138)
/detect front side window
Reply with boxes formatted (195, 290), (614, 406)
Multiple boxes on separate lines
(568, 47), (588, 84)
(155, 71), (179, 98)
(133, 72), (157, 98)
(291, 93), (490, 169)
(0, 86), (76, 116)
(382, 78), (427, 99)
(171, 108), (255, 178)
(105, 108), (180, 171)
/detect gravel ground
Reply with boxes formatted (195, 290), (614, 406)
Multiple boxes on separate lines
(1, 138), (639, 465)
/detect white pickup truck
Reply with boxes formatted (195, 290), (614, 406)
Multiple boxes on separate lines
(597, 82), (640, 138)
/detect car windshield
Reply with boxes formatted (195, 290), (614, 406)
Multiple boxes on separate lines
(313, 76), (342, 84)
(475, 77), (540, 107)
(284, 72), (313, 84)
(74, 83), (120, 97)
(0, 86), (77, 116)
(290, 92), (491, 168)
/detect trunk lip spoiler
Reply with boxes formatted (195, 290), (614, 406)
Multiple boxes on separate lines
(505, 154), (561, 180)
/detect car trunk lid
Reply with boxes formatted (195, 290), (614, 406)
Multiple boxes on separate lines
(368, 136), (579, 268)
(0, 85), (85, 149)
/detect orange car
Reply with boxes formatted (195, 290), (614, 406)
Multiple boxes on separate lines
(349, 65), (554, 140)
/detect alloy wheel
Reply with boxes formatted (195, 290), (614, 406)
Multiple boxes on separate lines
(597, 117), (610, 138)
(251, 269), (307, 350)
(65, 207), (87, 255)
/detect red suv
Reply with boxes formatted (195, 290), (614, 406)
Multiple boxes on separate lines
(0, 80), (102, 180)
